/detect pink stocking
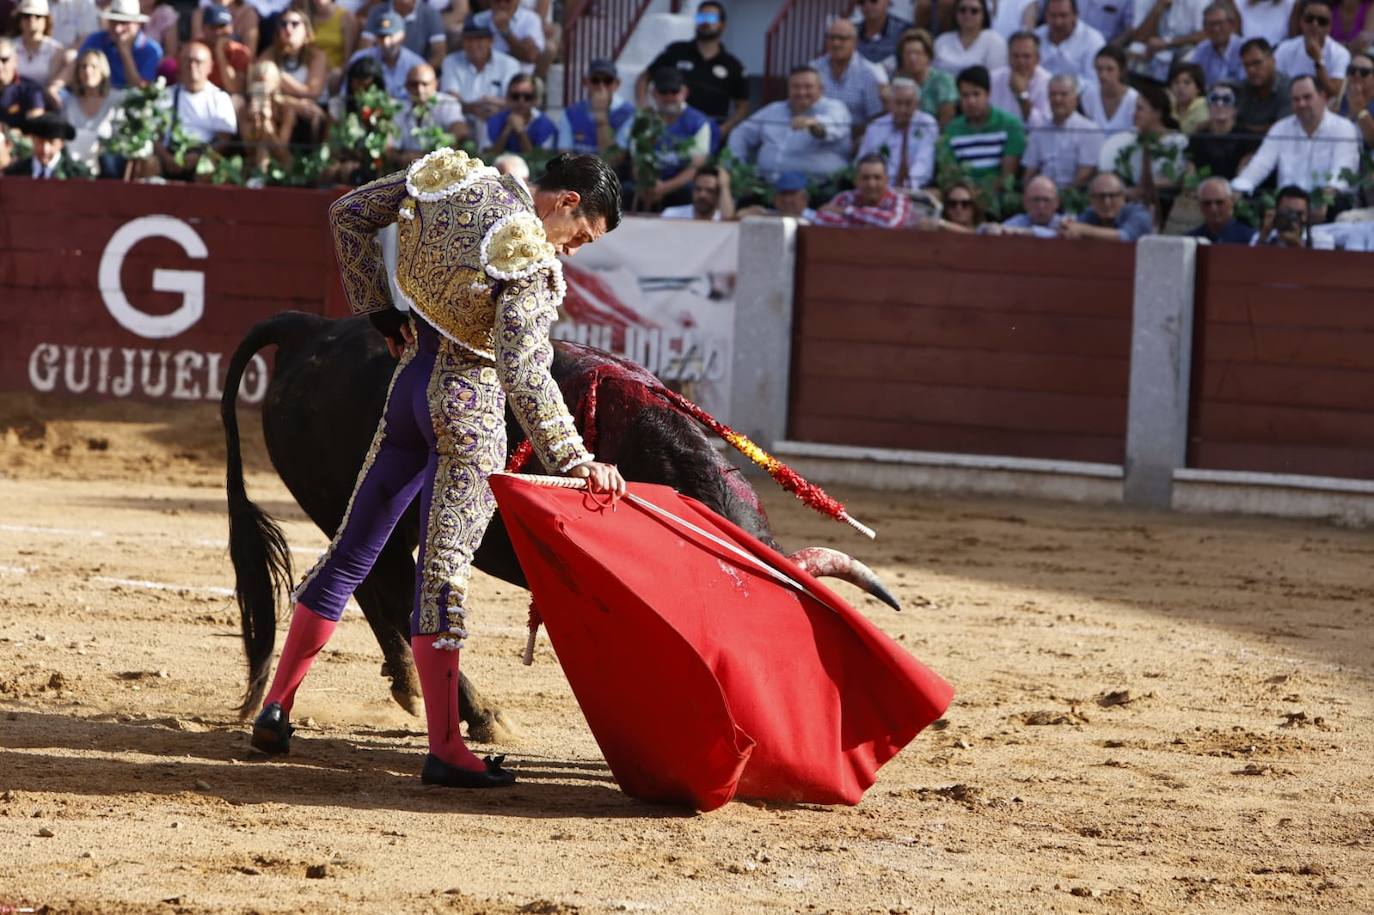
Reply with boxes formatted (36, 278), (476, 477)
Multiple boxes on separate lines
(263, 602), (337, 715)
(412, 634), (485, 773)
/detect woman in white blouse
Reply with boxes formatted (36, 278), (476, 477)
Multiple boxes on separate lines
(933, 0), (1008, 74)
(1098, 81), (1189, 194)
(1080, 45), (1138, 133)
(14, 0), (66, 89)
(58, 49), (125, 177)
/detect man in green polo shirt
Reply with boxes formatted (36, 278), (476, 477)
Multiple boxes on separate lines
(939, 65), (1025, 179)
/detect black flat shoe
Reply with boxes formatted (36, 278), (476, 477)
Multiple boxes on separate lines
(420, 753), (517, 788)
(251, 702), (294, 755)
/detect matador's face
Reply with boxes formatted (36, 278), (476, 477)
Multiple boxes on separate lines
(536, 190), (608, 256)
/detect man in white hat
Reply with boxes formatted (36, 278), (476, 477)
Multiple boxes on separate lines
(75, 0), (162, 90)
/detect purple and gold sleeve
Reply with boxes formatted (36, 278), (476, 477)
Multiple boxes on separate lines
(328, 170), (409, 316)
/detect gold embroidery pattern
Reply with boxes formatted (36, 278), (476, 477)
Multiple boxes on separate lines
(329, 170), (410, 316)
(416, 340), (507, 646)
(482, 212), (557, 278)
(495, 267), (591, 472)
(394, 176), (529, 359)
(294, 343), (417, 603)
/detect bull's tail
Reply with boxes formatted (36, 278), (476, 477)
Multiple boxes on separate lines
(221, 312), (314, 716)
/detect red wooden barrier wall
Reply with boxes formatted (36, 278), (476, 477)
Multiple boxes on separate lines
(1188, 245), (1374, 480)
(789, 228), (1136, 464)
(0, 180), (344, 404)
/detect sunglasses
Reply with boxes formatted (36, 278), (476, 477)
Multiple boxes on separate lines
(510, 91), (535, 100)
(1350, 65), (1374, 77)
(946, 198), (973, 208)
(957, 5), (981, 12)
(1303, 13), (1330, 25)
(1207, 92), (1236, 104)
(694, 11), (720, 23)
(589, 75), (616, 85)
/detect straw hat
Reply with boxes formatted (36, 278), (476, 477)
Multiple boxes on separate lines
(102, 0), (150, 23)
(17, 0), (51, 16)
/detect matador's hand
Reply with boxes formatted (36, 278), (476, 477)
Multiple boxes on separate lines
(568, 460), (627, 502)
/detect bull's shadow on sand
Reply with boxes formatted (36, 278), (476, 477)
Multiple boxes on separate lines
(0, 710), (687, 819)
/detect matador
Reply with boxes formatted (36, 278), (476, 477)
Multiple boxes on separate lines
(250, 150), (626, 788)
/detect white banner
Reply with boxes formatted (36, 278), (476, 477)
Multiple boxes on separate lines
(556, 217), (738, 422)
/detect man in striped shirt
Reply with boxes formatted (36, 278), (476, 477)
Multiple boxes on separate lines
(938, 65), (1025, 179)
(814, 154), (914, 228)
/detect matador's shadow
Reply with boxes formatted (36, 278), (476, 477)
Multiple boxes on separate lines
(0, 709), (689, 819)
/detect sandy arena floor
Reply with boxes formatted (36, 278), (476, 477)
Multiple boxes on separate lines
(1, 395), (1372, 914)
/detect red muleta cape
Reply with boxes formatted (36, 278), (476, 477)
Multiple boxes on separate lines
(489, 476), (954, 812)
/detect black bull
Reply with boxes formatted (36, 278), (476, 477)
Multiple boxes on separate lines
(222, 312), (898, 742)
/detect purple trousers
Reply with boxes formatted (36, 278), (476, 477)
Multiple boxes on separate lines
(294, 318), (506, 649)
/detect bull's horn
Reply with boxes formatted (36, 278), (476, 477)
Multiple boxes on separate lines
(788, 547), (902, 612)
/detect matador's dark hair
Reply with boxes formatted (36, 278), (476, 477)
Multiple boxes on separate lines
(536, 153), (623, 232)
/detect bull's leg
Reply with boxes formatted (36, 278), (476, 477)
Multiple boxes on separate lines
(459, 669), (516, 745)
(354, 538), (422, 715)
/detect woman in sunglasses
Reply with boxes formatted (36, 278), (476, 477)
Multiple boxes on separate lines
(933, 0), (1007, 75)
(259, 9), (328, 143)
(1185, 81), (1259, 178)
(1339, 50), (1374, 147)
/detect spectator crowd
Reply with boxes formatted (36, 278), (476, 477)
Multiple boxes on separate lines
(2, 0), (1372, 245)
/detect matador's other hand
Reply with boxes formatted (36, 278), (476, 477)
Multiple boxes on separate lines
(568, 460), (627, 502)
(385, 320), (416, 358)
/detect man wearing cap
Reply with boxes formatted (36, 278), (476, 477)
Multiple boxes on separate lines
(362, 0), (446, 70)
(347, 13), (427, 100)
(634, 66), (717, 209)
(200, 4), (251, 95)
(938, 65), (1025, 179)
(77, 0), (161, 89)
(727, 66), (851, 181)
(5, 111), (85, 177)
(558, 57), (634, 157)
(737, 171), (818, 222)
(1, 36), (47, 127)
(638, 1), (749, 138)
(440, 18), (520, 125)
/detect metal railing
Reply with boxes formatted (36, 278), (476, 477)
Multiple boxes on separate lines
(763, 0), (854, 101)
(562, 0), (658, 108)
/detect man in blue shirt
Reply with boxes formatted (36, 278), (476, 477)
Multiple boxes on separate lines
(635, 66), (718, 208)
(557, 57), (634, 156)
(78, 0), (162, 90)
(482, 72), (556, 153)
(1060, 171), (1154, 240)
(1186, 176), (1257, 244)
